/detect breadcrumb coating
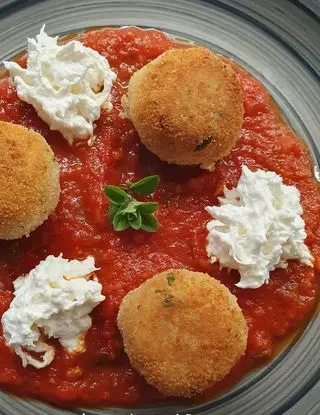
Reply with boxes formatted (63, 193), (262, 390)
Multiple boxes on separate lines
(0, 121), (60, 239)
(117, 269), (248, 397)
(125, 47), (244, 170)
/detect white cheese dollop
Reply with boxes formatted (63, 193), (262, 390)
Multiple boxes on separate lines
(4, 25), (116, 144)
(1, 254), (105, 369)
(206, 165), (313, 289)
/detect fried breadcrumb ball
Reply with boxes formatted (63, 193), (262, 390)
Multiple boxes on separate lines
(117, 269), (248, 397)
(0, 121), (60, 239)
(124, 47), (244, 170)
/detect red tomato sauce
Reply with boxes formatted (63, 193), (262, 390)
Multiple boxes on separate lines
(0, 27), (319, 407)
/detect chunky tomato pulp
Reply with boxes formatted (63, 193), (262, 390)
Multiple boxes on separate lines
(0, 27), (319, 407)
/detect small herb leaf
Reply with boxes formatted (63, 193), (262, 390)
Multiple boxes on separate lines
(129, 175), (160, 195)
(128, 211), (142, 230)
(163, 295), (175, 307)
(115, 200), (130, 215)
(140, 214), (158, 232)
(105, 185), (129, 205)
(108, 202), (120, 222)
(193, 136), (212, 152)
(167, 272), (175, 286)
(113, 213), (129, 231)
(119, 203), (138, 215)
(135, 201), (158, 215)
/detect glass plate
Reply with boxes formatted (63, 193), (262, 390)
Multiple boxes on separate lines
(0, 1), (319, 414)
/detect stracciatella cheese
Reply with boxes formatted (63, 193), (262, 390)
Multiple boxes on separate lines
(1, 255), (105, 369)
(206, 165), (313, 289)
(4, 26), (116, 144)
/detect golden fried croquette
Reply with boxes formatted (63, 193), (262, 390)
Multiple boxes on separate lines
(117, 269), (248, 397)
(0, 121), (60, 239)
(124, 47), (244, 170)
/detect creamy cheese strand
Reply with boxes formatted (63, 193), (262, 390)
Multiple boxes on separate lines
(4, 25), (116, 144)
(206, 165), (313, 289)
(1, 255), (105, 369)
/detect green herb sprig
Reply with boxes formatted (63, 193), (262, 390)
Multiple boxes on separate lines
(193, 136), (212, 152)
(167, 272), (175, 286)
(105, 175), (160, 232)
(163, 295), (175, 307)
